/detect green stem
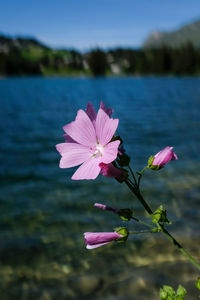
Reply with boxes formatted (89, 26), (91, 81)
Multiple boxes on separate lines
(131, 216), (155, 230)
(125, 180), (153, 214)
(129, 230), (153, 234)
(138, 166), (149, 187)
(159, 224), (200, 271)
(125, 179), (200, 272)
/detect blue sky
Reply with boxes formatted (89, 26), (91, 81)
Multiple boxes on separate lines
(0, 0), (200, 50)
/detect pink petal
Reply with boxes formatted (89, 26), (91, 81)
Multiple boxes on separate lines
(72, 157), (101, 180)
(63, 110), (96, 147)
(95, 109), (119, 146)
(101, 140), (120, 164)
(86, 102), (97, 122)
(84, 232), (121, 243)
(153, 146), (175, 166)
(56, 143), (91, 168)
(86, 242), (110, 249)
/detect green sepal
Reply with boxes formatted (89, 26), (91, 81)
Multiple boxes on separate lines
(115, 227), (129, 242)
(195, 277), (200, 290)
(151, 205), (171, 225)
(148, 155), (163, 171)
(148, 155), (154, 166)
(118, 208), (133, 221)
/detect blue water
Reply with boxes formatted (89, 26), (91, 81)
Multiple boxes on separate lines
(0, 77), (200, 299)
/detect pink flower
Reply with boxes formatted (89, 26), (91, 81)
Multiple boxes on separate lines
(84, 231), (122, 249)
(151, 146), (178, 169)
(99, 162), (128, 182)
(56, 103), (120, 180)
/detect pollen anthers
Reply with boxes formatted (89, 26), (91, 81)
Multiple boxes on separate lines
(94, 144), (104, 156)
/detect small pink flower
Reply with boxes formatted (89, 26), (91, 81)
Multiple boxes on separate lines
(152, 146), (178, 168)
(56, 103), (120, 180)
(99, 162), (128, 182)
(84, 231), (122, 249)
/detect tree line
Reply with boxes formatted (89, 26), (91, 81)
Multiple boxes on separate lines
(0, 38), (200, 76)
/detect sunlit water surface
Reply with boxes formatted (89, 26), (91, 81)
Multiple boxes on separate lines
(0, 77), (200, 299)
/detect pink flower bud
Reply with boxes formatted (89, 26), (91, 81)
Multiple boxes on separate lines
(94, 203), (119, 213)
(84, 232), (122, 249)
(99, 163), (128, 182)
(152, 146), (178, 169)
(94, 203), (107, 210)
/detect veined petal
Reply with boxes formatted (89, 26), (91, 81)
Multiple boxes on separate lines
(63, 109), (96, 147)
(96, 109), (119, 146)
(86, 102), (97, 122)
(56, 143), (91, 168)
(72, 157), (101, 180)
(101, 140), (120, 164)
(84, 232), (122, 244)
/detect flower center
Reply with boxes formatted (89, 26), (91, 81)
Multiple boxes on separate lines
(93, 144), (104, 157)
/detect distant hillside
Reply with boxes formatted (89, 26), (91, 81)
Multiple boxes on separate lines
(0, 34), (84, 75)
(143, 19), (200, 49)
(1, 33), (200, 76)
(0, 35), (49, 53)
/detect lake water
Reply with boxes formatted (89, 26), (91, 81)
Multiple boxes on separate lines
(0, 77), (200, 299)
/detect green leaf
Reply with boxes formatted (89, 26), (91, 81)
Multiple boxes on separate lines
(151, 205), (171, 224)
(176, 285), (187, 297)
(159, 285), (176, 299)
(159, 289), (168, 299)
(159, 284), (187, 300)
(195, 277), (200, 290)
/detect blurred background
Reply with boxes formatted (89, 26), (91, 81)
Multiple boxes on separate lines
(0, 1), (200, 299)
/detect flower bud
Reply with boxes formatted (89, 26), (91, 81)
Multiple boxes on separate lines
(94, 203), (132, 222)
(94, 203), (119, 214)
(148, 147), (178, 171)
(99, 163), (128, 182)
(84, 231), (123, 249)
